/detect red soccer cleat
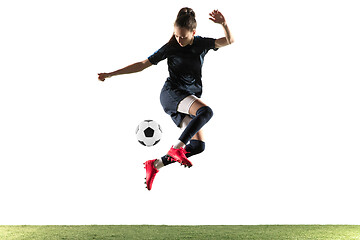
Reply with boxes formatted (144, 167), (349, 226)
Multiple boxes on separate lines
(144, 159), (159, 191)
(167, 146), (193, 168)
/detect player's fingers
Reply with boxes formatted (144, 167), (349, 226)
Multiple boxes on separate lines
(98, 74), (104, 81)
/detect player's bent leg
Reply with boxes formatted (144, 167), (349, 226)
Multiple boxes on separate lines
(168, 99), (212, 167)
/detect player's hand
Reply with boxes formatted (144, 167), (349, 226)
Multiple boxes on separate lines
(209, 10), (226, 25)
(98, 73), (110, 81)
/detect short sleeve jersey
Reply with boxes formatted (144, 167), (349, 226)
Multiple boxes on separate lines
(148, 35), (218, 97)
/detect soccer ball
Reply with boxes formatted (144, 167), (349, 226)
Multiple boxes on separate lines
(135, 120), (162, 147)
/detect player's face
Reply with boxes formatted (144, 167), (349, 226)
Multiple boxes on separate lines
(174, 26), (196, 47)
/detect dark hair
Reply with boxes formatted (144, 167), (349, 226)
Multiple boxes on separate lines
(174, 7), (197, 31)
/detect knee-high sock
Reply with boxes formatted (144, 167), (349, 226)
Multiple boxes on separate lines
(178, 106), (213, 144)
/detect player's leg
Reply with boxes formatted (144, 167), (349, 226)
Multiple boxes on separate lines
(167, 97), (213, 167)
(174, 98), (212, 147)
(146, 120), (207, 190)
(145, 96), (212, 190)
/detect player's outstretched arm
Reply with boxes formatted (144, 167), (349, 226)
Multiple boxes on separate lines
(209, 10), (235, 48)
(98, 59), (152, 81)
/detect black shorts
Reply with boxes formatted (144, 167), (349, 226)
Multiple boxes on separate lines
(160, 81), (199, 127)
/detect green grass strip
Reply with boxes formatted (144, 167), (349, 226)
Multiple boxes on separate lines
(0, 225), (359, 240)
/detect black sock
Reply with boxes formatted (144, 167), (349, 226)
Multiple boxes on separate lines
(161, 155), (173, 166)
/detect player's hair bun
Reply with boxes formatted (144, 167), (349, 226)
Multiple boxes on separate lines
(175, 7), (197, 30)
(177, 7), (196, 18)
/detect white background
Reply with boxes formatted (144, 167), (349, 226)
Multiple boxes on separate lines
(1, 0), (359, 225)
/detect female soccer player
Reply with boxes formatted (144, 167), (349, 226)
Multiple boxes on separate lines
(98, 8), (234, 190)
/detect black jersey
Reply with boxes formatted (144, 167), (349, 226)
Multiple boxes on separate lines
(148, 35), (218, 98)
(149, 35), (218, 127)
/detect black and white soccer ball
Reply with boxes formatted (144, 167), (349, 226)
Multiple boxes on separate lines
(135, 120), (162, 147)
